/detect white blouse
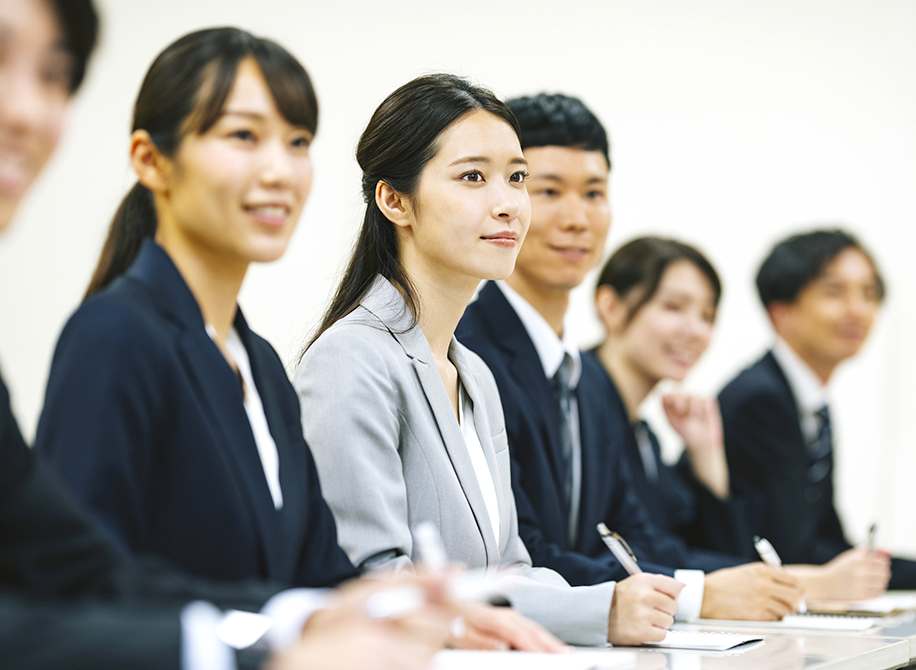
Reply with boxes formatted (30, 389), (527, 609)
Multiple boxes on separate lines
(209, 325), (284, 510)
(458, 381), (500, 540)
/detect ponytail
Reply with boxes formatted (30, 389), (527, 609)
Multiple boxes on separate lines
(83, 183), (157, 299)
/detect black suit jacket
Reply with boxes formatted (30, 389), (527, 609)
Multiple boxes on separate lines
(719, 350), (916, 586)
(456, 283), (741, 587)
(1, 366), (284, 668)
(36, 240), (356, 588)
(594, 363), (758, 560)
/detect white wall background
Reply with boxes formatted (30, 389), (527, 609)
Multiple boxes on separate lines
(1, 0), (914, 553)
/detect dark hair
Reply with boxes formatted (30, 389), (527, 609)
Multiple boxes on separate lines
(506, 93), (610, 169)
(50, 0), (99, 93)
(596, 236), (722, 323)
(84, 27), (317, 298)
(755, 228), (885, 308)
(305, 73), (520, 350)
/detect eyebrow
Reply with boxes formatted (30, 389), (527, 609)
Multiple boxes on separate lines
(221, 110), (269, 120)
(529, 174), (607, 185)
(448, 155), (528, 167)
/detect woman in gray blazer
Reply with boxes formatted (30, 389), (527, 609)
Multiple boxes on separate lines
(295, 74), (683, 648)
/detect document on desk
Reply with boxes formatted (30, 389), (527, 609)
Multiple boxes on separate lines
(642, 630), (763, 651)
(434, 649), (637, 669)
(806, 592), (916, 617)
(692, 613), (881, 631)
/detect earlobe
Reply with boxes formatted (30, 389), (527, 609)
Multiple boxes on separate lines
(375, 181), (411, 228)
(129, 130), (171, 194)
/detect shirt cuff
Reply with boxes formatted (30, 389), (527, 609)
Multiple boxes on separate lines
(181, 601), (236, 670)
(261, 588), (332, 651)
(673, 569), (705, 622)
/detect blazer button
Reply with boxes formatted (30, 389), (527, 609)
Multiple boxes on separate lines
(805, 486), (821, 504)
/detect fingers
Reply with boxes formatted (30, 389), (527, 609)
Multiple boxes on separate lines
(457, 603), (567, 653)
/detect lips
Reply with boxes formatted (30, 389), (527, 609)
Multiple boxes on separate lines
(481, 230), (519, 247)
(243, 203), (292, 226)
(549, 244), (590, 261)
(0, 149), (35, 196)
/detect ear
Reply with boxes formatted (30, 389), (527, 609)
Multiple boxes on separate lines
(129, 129), (171, 195)
(766, 301), (793, 337)
(595, 285), (628, 335)
(375, 181), (411, 229)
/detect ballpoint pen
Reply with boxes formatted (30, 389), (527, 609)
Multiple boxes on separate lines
(754, 535), (807, 614)
(867, 523), (877, 555)
(597, 522), (643, 575)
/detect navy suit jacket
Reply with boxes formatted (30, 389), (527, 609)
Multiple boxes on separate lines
(456, 283), (742, 587)
(592, 362), (758, 560)
(720, 350), (916, 587)
(1, 366), (286, 669)
(36, 240), (356, 589)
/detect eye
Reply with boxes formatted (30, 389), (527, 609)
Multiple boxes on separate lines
(291, 134), (312, 149)
(534, 187), (558, 197)
(41, 52), (75, 92)
(462, 170), (484, 183)
(230, 129), (255, 141)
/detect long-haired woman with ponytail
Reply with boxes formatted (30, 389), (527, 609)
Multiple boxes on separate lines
(34, 27), (359, 589)
(294, 74), (684, 648)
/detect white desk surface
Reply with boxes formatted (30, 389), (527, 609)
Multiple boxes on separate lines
(673, 591), (916, 662)
(435, 632), (909, 670)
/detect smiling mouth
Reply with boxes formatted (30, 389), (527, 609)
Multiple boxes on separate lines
(244, 204), (291, 226)
(550, 245), (590, 260)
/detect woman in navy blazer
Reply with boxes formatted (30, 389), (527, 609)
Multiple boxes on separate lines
(34, 28), (355, 589)
(590, 237), (755, 559)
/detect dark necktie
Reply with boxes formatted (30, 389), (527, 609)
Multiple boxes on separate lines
(551, 354), (575, 510)
(806, 405), (832, 483)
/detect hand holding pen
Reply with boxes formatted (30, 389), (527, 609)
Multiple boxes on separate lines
(754, 536), (807, 613)
(597, 523), (684, 645)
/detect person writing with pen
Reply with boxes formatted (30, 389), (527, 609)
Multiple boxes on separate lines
(455, 92), (805, 623)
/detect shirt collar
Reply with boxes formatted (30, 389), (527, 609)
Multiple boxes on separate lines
(495, 281), (581, 388)
(772, 336), (830, 414)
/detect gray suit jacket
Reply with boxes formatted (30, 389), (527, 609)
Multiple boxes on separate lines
(295, 277), (614, 645)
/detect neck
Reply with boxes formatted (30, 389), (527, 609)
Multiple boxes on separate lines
(504, 274), (569, 337)
(780, 337), (836, 385)
(154, 231), (247, 346)
(401, 260), (480, 363)
(596, 339), (656, 421)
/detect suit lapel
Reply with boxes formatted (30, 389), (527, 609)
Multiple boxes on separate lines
(361, 277), (500, 563)
(762, 351), (808, 460)
(474, 284), (570, 512)
(451, 342), (504, 560)
(130, 241), (280, 576)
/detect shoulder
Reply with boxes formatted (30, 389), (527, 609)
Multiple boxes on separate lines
(719, 353), (795, 428)
(720, 354), (785, 405)
(295, 306), (408, 398)
(54, 278), (170, 368)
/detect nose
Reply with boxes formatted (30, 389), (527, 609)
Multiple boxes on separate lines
(683, 312), (713, 345)
(258, 138), (295, 188)
(559, 193), (589, 231)
(0, 61), (46, 135)
(491, 179), (522, 221)
(847, 290), (877, 322)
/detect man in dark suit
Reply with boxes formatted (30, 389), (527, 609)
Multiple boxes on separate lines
(0, 2), (452, 668)
(456, 93), (801, 622)
(719, 229), (915, 595)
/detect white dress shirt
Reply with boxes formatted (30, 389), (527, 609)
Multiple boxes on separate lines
(772, 337), (831, 444)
